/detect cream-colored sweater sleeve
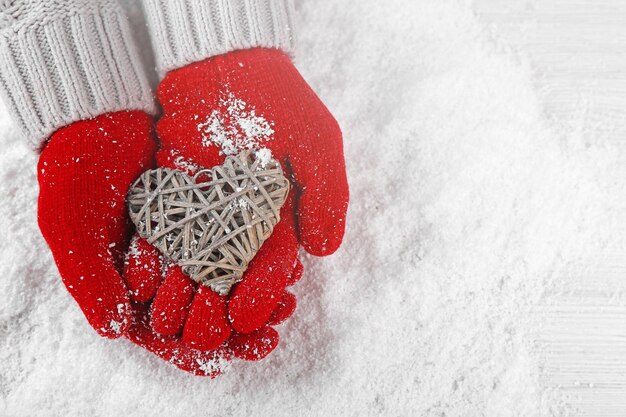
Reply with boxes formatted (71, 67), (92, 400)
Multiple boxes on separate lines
(0, 0), (155, 149)
(141, 0), (296, 76)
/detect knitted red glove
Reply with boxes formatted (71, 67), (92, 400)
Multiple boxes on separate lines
(38, 109), (273, 374)
(123, 47), (349, 351)
(38, 111), (156, 337)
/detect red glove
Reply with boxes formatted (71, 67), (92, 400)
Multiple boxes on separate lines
(123, 47), (349, 351)
(37, 110), (252, 375)
(38, 111), (156, 337)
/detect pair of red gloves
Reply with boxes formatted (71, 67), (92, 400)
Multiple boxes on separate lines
(37, 48), (349, 376)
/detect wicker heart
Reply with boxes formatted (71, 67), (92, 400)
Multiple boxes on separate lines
(127, 150), (290, 295)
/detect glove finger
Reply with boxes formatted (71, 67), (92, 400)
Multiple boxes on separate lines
(228, 193), (298, 334)
(183, 286), (232, 351)
(127, 303), (230, 377)
(150, 264), (196, 337)
(267, 291), (297, 326)
(286, 257), (304, 287)
(122, 234), (163, 303)
(288, 121), (349, 256)
(227, 326), (279, 361)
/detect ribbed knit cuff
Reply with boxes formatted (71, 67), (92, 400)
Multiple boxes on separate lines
(0, 0), (155, 149)
(142, 0), (296, 75)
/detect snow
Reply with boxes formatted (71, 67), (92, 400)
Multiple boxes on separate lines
(198, 91), (275, 156)
(0, 0), (622, 416)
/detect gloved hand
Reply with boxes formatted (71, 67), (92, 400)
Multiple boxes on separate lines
(37, 109), (281, 374)
(38, 111), (156, 337)
(123, 47), (349, 350)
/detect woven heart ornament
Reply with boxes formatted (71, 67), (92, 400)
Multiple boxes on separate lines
(127, 150), (290, 295)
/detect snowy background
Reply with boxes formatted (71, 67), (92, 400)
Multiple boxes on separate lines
(2, 0), (626, 416)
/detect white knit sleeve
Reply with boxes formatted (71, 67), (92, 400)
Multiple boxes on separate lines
(0, 0), (155, 149)
(141, 0), (296, 75)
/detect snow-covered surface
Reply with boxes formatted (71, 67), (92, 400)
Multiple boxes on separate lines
(1, 0), (625, 415)
(475, 2), (626, 415)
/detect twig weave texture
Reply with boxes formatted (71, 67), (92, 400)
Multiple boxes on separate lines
(127, 151), (290, 295)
